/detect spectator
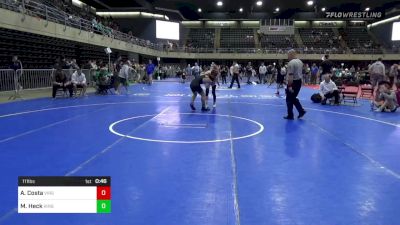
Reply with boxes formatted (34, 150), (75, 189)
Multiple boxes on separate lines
(310, 63), (319, 85)
(373, 81), (398, 112)
(350, 65), (356, 76)
(369, 58), (386, 98)
(245, 62), (253, 84)
(192, 62), (201, 79)
(117, 60), (130, 94)
(145, 59), (156, 85)
(10, 56), (22, 71)
(52, 69), (73, 98)
(220, 66), (228, 84)
(320, 54), (334, 82)
(10, 56), (23, 91)
(389, 63), (398, 87)
(71, 68), (87, 96)
(259, 62), (267, 84)
(185, 64), (192, 78)
(319, 75), (340, 105)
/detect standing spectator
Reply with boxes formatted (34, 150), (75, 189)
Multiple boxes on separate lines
(145, 59), (156, 85)
(350, 65), (356, 76)
(320, 54), (334, 82)
(117, 60), (130, 94)
(284, 49), (306, 120)
(220, 66), (228, 84)
(185, 64), (192, 78)
(259, 62), (267, 84)
(10, 56), (23, 91)
(319, 75), (340, 105)
(245, 62), (253, 84)
(388, 63), (398, 87)
(10, 56), (22, 71)
(71, 68), (87, 97)
(229, 61), (240, 89)
(304, 63), (311, 85)
(310, 63), (319, 85)
(192, 62), (201, 79)
(369, 58), (386, 99)
(276, 62), (285, 95)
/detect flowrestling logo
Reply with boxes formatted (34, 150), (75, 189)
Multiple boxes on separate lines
(325, 11), (383, 19)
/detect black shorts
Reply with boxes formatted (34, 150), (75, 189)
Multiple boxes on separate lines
(119, 77), (128, 86)
(190, 84), (203, 95)
(76, 84), (86, 88)
(277, 75), (285, 84)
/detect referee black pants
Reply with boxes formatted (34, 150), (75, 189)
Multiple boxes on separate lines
(229, 74), (240, 88)
(285, 79), (304, 118)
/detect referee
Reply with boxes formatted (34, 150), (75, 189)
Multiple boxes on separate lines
(284, 49), (306, 120)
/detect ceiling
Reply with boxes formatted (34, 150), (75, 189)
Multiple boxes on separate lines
(82, 0), (400, 20)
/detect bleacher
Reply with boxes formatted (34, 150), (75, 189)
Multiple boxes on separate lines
(260, 34), (297, 49)
(340, 28), (382, 54)
(220, 28), (255, 49)
(298, 28), (341, 51)
(0, 28), (124, 69)
(186, 28), (215, 49)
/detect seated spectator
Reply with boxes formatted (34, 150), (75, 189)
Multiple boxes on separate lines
(53, 69), (73, 98)
(319, 75), (340, 105)
(71, 68), (87, 96)
(373, 81), (398, 112)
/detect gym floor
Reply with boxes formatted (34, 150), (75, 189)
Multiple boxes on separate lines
(0, 81), (399, 225)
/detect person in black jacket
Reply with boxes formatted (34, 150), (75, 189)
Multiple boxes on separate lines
(52, 69), (73, 98)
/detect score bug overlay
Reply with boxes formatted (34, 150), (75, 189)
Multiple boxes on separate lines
(18, 176), (111, 213)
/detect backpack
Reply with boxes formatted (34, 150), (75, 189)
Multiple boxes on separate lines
(311, 93), (322, 103)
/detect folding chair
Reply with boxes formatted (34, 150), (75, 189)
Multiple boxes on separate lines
(360, 84), (373, 99)
(342, 85), (359, 104)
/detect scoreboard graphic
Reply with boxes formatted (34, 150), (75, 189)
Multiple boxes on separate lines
(18, 176), (111, 213)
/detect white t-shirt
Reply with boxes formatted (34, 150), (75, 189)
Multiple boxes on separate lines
(320, 80), (338, 96)
(259, 65), (267, 74)
(118, 64), (130, 79)
(71, 71), (86, 84)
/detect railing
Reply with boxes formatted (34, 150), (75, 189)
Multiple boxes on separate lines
(0, 0), (393, 55)
(0, 0), (164, 50)
(0, 69), (16, 92)
(0, 69), (94, 93)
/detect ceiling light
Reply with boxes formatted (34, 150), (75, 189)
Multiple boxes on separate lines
(365, 7), (370, 11)
(239, 8), (243, 12)
(321, 7), (326, 12)
(307, 1), (314, 6)
(275, 7), (280, 12)
(198, 8), (202, 12)
(256, 1), (263, 6)
(217, 1), (223, 6)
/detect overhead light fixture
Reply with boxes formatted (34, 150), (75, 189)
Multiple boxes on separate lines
(307, 1), (314, 6)
(217, 1), (223, 6)
(365, 7), (370, 11)
(367, 15), (400, 28)
(198, 8), (202, 12)
(239, 8), (243, 12)
(321, 7), (326, 12)
(275, 7), (280, 12)
(96, 11), (140, 17)
(256, 1), (263, 6)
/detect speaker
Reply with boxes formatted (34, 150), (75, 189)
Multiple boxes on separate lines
(104, 47), (112, 54)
